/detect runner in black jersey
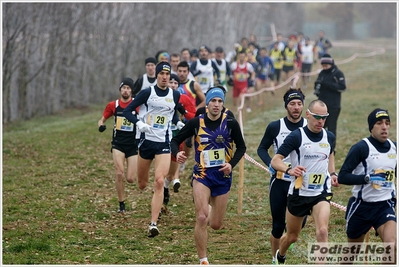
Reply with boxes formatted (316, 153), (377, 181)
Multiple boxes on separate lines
(98, 78), (137, 214)
(257, 88), (307, 264)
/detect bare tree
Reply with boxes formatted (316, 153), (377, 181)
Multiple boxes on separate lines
(2, 2), (395, 123)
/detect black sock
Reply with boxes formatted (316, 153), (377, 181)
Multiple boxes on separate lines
(277, 251), (286, 263)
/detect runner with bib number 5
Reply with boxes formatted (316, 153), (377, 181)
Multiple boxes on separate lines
(170, 86), (246, 265)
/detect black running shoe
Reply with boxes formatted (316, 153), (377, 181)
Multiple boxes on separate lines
(118, 202), (125, 213)
(163, 187), (170, 205)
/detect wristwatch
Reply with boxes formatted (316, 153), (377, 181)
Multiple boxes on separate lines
(364, 174), (370, 183)
(285, 167), (292, 175)
(330, 172), (338, 177)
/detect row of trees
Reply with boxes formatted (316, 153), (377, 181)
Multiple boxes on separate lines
(2, 3), (395, 122)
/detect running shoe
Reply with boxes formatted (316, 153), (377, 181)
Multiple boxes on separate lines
(163, 187), (170, 205)
(148, 223), (159, 238)
(118, 202), (125, 213)
(173, 179), (181, 193)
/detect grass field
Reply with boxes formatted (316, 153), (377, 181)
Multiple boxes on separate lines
(2, 39), (397, 265)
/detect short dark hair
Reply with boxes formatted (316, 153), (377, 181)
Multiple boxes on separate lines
(181, 48), (190, 55)
(171, 53), (180, 59)
(177, 61), (190, 71)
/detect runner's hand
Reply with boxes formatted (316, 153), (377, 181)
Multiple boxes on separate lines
(136, 121), (150, 133)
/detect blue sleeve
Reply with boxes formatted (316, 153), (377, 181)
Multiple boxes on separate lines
(123, 88), (151, 124)
(268, 58), (275, 73)
(327, 131), (336, 154)
(338, 140), (369, 185)
(276, 129), (302, 158)
(257, 120), (280, 166)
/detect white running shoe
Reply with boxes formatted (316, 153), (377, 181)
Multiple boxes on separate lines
(179, 163), (186, 171)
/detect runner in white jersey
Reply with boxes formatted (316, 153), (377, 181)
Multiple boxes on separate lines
(123, 62), (183, 238)
(212, 46), (232, 92)
(338, 108), (396, 264)
(257, 88), (307, 264)
(271, 99), (339, 264)
(132, 57), (157, 96)
(190, 45), (220, 96)
(300, 37), (314, 89)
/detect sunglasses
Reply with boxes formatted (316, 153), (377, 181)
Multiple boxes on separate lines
(307, 109), (329, 120)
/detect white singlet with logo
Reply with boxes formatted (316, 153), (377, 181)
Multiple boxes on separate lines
(351, 138), (396, 202)
(288, 128), (331, 197)
(274, 118), (307, 182)
(138, 86), (175, 142)
(195, 59), (214, 94)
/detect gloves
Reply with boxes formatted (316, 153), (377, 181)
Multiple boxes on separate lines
(368, 172), (387, 185)
(268, 164), (276, 175)
(314, 82), (321, 97)
(176, 121), (185, 130)
(98, 125), (106, 132)
(136, 121), (151, 133)
(176, 103), (187, 115)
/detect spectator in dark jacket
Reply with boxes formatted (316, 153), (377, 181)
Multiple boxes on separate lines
(314, 54), (346, 138)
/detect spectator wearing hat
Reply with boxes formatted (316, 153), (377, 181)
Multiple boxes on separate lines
(314, 53), (346, 138)
(170, 86), (246, 265)
(190, 45), (221, 103)
(133, 57), (157, 96)
(123, 62), (181, 238)
(300, 37), (314, 89)
(98, 77), (138, 214)
(338, 108), (396, 264)
(212, 46), (232, 92)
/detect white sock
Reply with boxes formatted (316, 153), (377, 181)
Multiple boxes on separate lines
(200, 257), (208, 264)
(164, 178), (170, 188)
(173, 178), (180, 184)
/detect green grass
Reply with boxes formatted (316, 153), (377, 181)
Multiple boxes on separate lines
(2, 39), (396, 265)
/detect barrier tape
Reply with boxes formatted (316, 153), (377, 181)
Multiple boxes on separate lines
(244, 153), (347, 212)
